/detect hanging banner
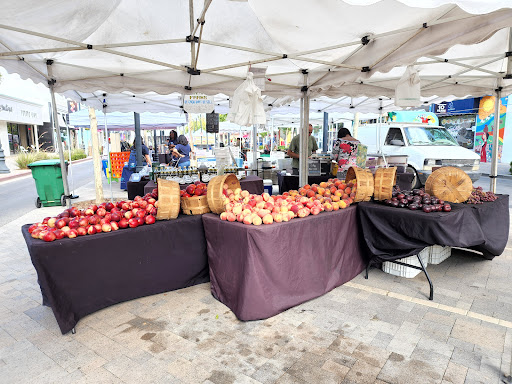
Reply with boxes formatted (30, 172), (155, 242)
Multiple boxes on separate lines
(183, 94), (214, 114)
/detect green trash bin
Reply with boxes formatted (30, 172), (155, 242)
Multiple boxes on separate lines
(28, 159), (68, 208)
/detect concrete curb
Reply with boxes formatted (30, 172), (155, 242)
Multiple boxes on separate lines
(481, 173), (512, 180)
(0, 157), (93, 183)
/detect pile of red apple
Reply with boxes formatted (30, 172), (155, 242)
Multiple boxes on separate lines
(219, 179), (355, 226)
(28, 191), (159, 242)
(180, 182), (208, 198)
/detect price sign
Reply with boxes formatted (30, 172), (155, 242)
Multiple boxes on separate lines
(183, 94), (215, 114)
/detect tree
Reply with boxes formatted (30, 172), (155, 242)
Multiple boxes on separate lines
(219, 114), (227, 122)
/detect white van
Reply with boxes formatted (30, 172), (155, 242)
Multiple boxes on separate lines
(357, 122), (480, 188)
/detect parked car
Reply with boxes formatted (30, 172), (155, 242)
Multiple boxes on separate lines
(357, 122), (480, 188)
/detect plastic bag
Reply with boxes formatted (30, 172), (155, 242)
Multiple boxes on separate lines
(129, 172), (141, 182)
(139, 165), (151, 177)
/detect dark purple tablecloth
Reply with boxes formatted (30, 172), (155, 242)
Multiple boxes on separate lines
(358, 195), (509, 265)
(22, 215), (209, 334)
(202, 207), (367, 321)
(144, 176), (264, 196)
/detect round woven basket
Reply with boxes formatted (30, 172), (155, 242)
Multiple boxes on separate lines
(181, 195), (210, 215)
(373, 167), (397, 201)
(155, 179), (180, 220)
(345, 166), (374, 202)
(207, 173), (241, 214)
(425, 166), (472, 203)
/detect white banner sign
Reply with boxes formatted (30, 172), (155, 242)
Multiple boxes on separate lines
(183, 94), (215, 114)
(0, 95), (43, 125)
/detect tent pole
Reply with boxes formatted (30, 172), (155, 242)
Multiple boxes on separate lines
(299, 72), (309, 187)
(104, 105), (113, 202)
(322, 112), (328, 152)
(134, 113), (142, 171)
(507, 27), (512, 76)
(65, 118), (77, 199)
(490, 80), (501, 193)
(252, 124), (258, 175)
(89, 108), (104, 204)
(426, 55), (501, 77)
(47, 61), (71, 208)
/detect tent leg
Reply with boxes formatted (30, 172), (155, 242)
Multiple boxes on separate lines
(298, 72), (309, 187)
(47, 61), (71, 208)
(490, 80), (501, 193)
(104, 106), (113, 202)
(134, 113), (142, 171)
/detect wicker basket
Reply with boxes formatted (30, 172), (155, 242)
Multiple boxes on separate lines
(181, 195), (211, 215)
(345, 166), (374, 202)
(155, 179), (180, 220)
(373, 167), (397, 201)
(207, 173), (241, 214)
(425, 166), (472, 203)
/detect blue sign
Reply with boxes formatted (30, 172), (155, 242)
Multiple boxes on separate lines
(431, 98), (478, 115)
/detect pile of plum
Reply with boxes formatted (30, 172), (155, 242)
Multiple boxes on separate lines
(382, 188), (452, 213)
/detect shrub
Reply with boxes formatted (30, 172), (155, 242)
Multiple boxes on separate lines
(510, 161), (512, 175)
(14, 151), (58, 169)
(69, 148), (87, 161)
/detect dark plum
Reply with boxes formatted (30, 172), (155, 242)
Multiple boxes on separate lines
(443, 204), (452, 212)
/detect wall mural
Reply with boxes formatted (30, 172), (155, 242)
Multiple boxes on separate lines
(475, 96), (507, 163)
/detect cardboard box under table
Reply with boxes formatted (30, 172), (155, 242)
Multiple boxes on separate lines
(202, 208), (366, 321)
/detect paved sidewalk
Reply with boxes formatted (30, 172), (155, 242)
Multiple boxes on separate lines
(0, 179), (510, 383)
(479, 162), (511, 179)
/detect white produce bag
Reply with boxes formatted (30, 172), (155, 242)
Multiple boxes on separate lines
(395, 66), (421, 107)
(228, 72), (267, 127)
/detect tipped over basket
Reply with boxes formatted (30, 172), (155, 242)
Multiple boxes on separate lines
(155, 179), (180, 220)
(345, 166), (374, 202)
(373, 167), (397, 201)
(207, 173), (241, 214)
(425, 166), (472, 203)
(181, 195), (211, 215)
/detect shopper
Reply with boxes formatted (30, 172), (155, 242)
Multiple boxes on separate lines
(331, 128), (360, 179)
(168, 130), (178, 151)
(129, 139), (152, 168)
(172, 135), (192, 168)
(286, 124), (318, 175)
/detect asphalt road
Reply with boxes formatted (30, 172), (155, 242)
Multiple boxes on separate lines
(0, 159), (93, 227)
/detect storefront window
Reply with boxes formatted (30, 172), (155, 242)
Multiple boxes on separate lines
(7, 123), (20, 153)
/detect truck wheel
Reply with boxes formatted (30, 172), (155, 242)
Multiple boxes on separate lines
(36, 197), (42, 208)
(407, 166), (421, 189)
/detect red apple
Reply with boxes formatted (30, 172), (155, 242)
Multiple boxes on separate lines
(128, 218), (139, 228)
(61, 226), (70, 233)
(118, 218), (129, 228)
(105, 202), (115, 211)
(28, 223), (40, 234)
(132, 202), (140, 209)
(136, 210), (146, 218)
(84, 208), (94, 216)
(53, 229), (65, 239)
(94, 224), (102, 233)
(136, 217), (145, 226)
(77, 227), (87, 236)
(110, 221), (119, 231)
(90, 204), (98, 212)
(110, 212), (121, 222)
(145, 215), (156, 225)
(88, 215), (100, 225)
(43, 231), (56, 242)
(96, 208), (107, 217)
(122, 202), (131, 211)
(87, 226), (97, 235)
(139, 201), (148, 209)
(79, 218), (89, 227)
(47, 217), (57, 228)
(148, 198), (156, 205)
(104, 213), (112, 222)
(101, 223), (112, 232)
(67, 229), (78, 238)
(100, 218), (111, 225)
(186, 185), (196, 195)
(42, 217), (50, 224)
(68, 220), (80, 229)
(125, 211), (134, 220)
(31, 228), (43, 239)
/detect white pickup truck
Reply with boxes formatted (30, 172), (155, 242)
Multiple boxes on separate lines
(357, 122), (480, 188)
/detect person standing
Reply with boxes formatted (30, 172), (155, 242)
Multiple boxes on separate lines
(331, 128), (360, 179)
(286, 124), (318, 175)
(172, 135), (192, 169)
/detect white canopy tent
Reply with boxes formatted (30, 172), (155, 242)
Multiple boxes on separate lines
(1, 0), (511, 191)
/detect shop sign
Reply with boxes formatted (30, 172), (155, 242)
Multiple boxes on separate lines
(432, 98), (478, 115)
(183, 94), (214, 114)
(0, 95), (43, 125)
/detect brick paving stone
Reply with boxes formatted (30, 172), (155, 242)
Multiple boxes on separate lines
(451, 318), (505, 353)
(450, 347), (483, 369)
(442, 361), (468, 384)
